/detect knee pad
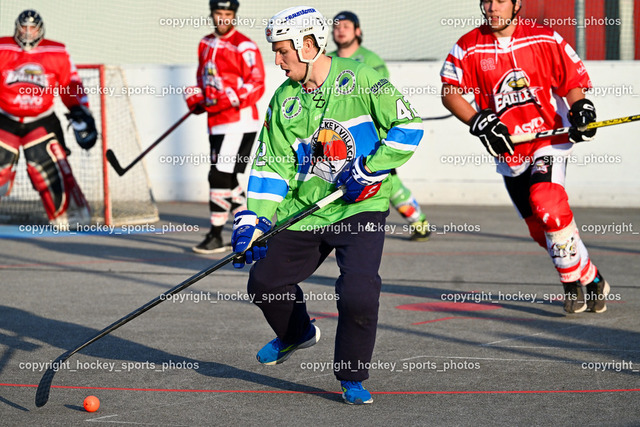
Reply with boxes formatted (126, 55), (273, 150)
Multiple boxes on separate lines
(0, 141), (19, 196)
(529, 182), (573, 232)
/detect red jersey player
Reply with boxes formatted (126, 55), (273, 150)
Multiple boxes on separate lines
(441, 0), (610, 314)
(0, 10), (97, 228)
(185, 0), (265, 254)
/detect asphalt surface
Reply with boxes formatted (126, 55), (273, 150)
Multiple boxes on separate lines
(1, 202), (639, 426)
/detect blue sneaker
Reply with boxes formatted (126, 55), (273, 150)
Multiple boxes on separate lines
(256, 324), (320, 365)
(341, 381), (373, 405)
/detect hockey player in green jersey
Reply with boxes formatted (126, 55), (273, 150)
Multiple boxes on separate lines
(328, 11), (389, 77)
(328, 11), (431, 241)
(230, 6), (423, 404)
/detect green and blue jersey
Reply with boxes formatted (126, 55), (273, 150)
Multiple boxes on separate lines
(247, 56), (423, 229)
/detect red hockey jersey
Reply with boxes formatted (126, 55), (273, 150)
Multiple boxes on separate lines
(197, 28), (265, 134)
(0, 37), (87, 121)
(441, 21), (592, 173)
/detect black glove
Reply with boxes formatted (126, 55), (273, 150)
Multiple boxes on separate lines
(469, 109), (514, 158)
(568, 98), (597, 143)
(66, 105), (98, 150)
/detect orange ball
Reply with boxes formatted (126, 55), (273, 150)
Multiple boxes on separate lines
(83, 395), (100, 412)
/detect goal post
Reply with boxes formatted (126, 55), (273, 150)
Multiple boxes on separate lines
(0, 64), (159, 226)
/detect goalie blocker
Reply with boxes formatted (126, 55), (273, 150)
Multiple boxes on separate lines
(66, 105), (98, 149)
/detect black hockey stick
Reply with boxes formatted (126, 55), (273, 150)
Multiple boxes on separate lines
(106, 109), (194, 176)
(35, 187), (345, 407)
(511, 113), (640, 144)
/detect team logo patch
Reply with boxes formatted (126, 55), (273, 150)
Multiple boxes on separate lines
(492, 69), (541, 115)
(281, 96), (302, 119)
(5, 63), (48, 87)
(335, 70), (356, 95)
(310, 119), (355, 183)
(531, 158), (549, 175)
(551, 237), (577, 260)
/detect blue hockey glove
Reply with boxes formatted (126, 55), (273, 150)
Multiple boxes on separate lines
(231, 210), (272, 268)
(336, 156), (389, 203)
(568, 98), (597, 143)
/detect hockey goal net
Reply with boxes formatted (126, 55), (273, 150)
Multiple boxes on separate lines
(0, 64), (159, 226)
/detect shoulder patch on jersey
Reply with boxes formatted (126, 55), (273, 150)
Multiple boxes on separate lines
(335, 69), (356, 95)
(369, 78), (390, 96)
(564, 43), (581, 64)
(281, 96), (302, 119)
(440, 61), (459, 81)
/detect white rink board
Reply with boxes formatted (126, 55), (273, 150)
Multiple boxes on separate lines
(123, 61), (640, 207)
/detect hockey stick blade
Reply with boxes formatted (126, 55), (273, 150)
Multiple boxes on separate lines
(35, 187), (345, 407)
(106, 109), (194, 177)
(105, 149), (126, 176)
(511, 113), (640, 144)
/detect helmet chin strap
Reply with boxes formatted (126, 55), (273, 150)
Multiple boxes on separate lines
(296, 47), (324, 85)
(301, 63), (313, 85)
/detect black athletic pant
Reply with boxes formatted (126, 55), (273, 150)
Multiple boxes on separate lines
(207, 132), (255, 226)
(247, 210), (388, 382)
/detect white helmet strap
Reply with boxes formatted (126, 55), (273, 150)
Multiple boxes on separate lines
(296, 42), (323, 85)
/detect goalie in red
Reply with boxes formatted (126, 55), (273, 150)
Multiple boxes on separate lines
(185, 0), (266, 254)
(441, 0), (610, 314)
(0, 10), (97, 228)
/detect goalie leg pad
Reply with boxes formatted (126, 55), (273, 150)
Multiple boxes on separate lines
(0, 139), (20, 197)
(23, 132), (89, 221)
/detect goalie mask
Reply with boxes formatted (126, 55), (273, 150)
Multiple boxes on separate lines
(266, 6), (329, 83)
(14, 10), (45, 51)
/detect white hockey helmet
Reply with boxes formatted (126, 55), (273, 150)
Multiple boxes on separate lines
(266, 6), (329, 64)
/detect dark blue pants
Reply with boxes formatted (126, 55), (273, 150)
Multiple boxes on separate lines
(247, 210), (388, 382)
